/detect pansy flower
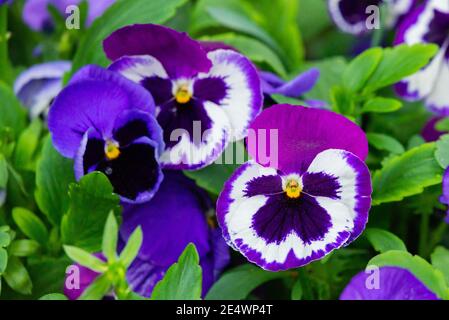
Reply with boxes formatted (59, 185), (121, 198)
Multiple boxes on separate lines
(340, 266), (439, 300)
(422, 116), (445, 142)
(103, 24), (263, 170)
(395, 0), (449, 115)
(14, 61), (71, 119)
(23, 0), (115, 31)
(217, 104), (371, 271)
(120, 171), (229, 297)
(328, 0), (416, 35)
(48, 65), (164, 203)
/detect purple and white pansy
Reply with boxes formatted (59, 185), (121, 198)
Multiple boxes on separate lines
(48, 65), (164, 204)
(217, 105), (371, 271)
(103, 24), (263, 170)
(14, 61), (71, 119)
(395, 0), (449, 115)
(328, 0), (416, 35)
(340, 266), (439, 300)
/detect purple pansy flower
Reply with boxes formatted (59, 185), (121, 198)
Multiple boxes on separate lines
(23, 0), (115, 31)
(103, 24), (263, 170)
(394, 0), (449, 115)
(439, 167), (449, 224)
(217, 105), (371, 271)
(120, 172), (229, 297)
(48, 65), (164, 204)
(340, 266), (439, 300)
(328, 0), (416, 35)
(14, 61), (71, 119)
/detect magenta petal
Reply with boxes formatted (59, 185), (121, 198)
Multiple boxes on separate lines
(340, 266), (439, 300)
(103, 24), (212, 79)
(247, 104), (368, 173)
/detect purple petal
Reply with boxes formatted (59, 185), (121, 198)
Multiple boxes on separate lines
(217, 150), (371, 271)
(422, 116), (445, 142)
(119, 171), (211, 266)
(247, 104), (368, 173)
(260, 68), (320, 98)
(48, 65), (155, 158)
(340, 266), (439, 300)
(103, 24), (212, 79)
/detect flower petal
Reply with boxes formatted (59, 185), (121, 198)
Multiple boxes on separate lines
(202, 49), (263, 140)
(48, 65), (155, 158)
(260, 68), (320, 98)
(247, 104), (368, 173)
(103, 24), (212, 78)
(340, 266), (439, 300)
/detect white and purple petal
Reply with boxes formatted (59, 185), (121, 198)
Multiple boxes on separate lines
(14, 61), (71, 119)
(216, 149), (371, 271)
(395, 0), (449, 114)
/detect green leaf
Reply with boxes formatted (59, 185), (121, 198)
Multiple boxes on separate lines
(13, 119), (43, 170)
(0, 230), (10, 247)
(12, 207), (49, 245)
(199, 33), (287, 77)
(39, 293), (68, 300)
(70, 0), (188, 75)
(61, 172), (121, 252)
(343, 47), (382, 92)
(0, 154), (8, 189)
(363, 44), (438, 93)
(271, 94), (308, 106)
(205, 264), (289, 300)
(206, 6), (281, 56)
(79, 273), (111, 300)
(3, 256), (32, 295)
(35, 136), (75, 226)
(119, 227), (143, 268)
(302, 57), (347, 103)
(331, 86), (355, 115)
(102, 212), (118, 261)
(9, 240), (40, 257)
(431, 246), (449, 286)
(368, 250), (449, 299)
(0, 83), (27, 138)
(435, 118), (449, 132)
(435, 134), (449, 169)
(291, 278), (303, 300)
(365, 228), (407, 253)
(151, 243), (202, 300)
(361, 97), (403, 113)
(63, 245), (107, 273)
(372, 143), (443, 205)
(367, 133), (405, 154)
(0, 248), (7, 274)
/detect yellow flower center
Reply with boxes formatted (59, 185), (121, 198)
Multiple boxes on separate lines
(105, 141), (121, 160)
(285, 179), (302, 199)
(175, 84), (192, 104)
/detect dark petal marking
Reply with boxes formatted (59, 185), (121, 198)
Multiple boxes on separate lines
(83, 138), (104, 173)
(424, 9), (449, 50)
(141, 76), (173, 106)
(252, 194), (332, 245)
(302, 172), (341, 199)
(194, 77), (228, 105)
(157, 99), (213, 148)
(243, 175), (283, 197)
(338, 0), (381, 25)
(113, 119), (151, 147)
(95, 142), (160, 201)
